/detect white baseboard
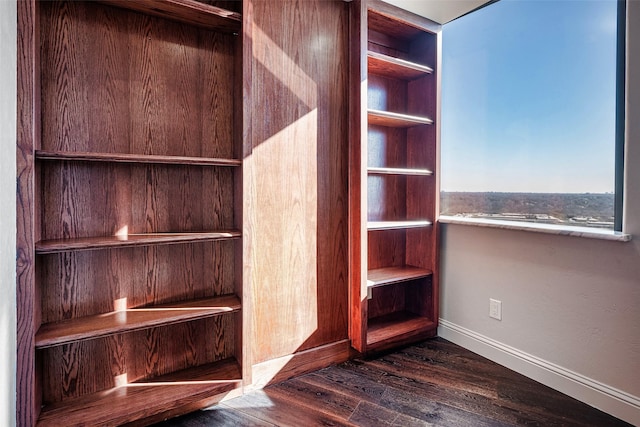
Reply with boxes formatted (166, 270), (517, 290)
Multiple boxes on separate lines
(438, 319), (640, 426)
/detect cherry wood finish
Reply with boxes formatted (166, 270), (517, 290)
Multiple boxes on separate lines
(244, 0), (349, 365)
(39, 358), (242, 427)
(368, 51), (433, 80)
(36, 231), (241, 254)
(35, 295), (241, 348)
(17, 0), (243, 424)
(98, 0), (241, 33)
(36, 150), (242, 166)
(349, 0), (440, 354)
(367, 265), (432, 288)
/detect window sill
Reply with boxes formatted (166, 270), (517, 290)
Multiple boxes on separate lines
(438, 215), (632, 242)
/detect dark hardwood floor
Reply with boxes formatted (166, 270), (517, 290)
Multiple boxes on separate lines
(156, 338), (632, 426)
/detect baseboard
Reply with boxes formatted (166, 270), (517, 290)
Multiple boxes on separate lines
(438, 319), (640, 426)
(247, 339), (354, 392)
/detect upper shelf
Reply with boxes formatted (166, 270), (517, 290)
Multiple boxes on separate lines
(98, 0), (241, 33)
(368, 51), (433, 80)
(368, 220), (432, 231)
(36, 231), (242, 254)
(35, 294), (242, 348)
(368, 166), (432, 176)
(36, 150), (242, 167)
(36, 150), (242, 166)
(368, 109), (433, 128)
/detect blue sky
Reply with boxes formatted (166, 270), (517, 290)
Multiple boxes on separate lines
(440, 0), (618, 193)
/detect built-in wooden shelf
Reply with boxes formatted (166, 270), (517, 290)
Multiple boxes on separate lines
(368, 51), (433, 80)
(367, 265), (432, 289)
(35, 295), (241, 348)
(367, 311), (435, 348)
(368, 166), (432, 176)
(98, 0), (241, 33)
(368, 220), (431, 231)
(368, 109), (433, 128)
(37, 358), (242, 427)
(36, 150), (242, 167)
(36, 231), (242, 254)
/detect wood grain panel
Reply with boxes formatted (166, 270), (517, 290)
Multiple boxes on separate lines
(367, 281), (407, 319)
(367, 229), (406, 270)
(367, 74), (407, 114)
(367, 175), (406, 221)
(40, 163), (235, 240)
(40, 1), (237, 158)
(41, 315), (236, 403)
(348, 0), (368, 354)
(17, 2), (40, 423)
(245, 0), (349, 364)
(98, 0), (241, 33)
(367, 125), (406, 170)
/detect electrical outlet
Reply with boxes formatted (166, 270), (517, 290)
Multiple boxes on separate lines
(489, 298), (502, 320)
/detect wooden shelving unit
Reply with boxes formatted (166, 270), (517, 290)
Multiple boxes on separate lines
(349, 0), (440, 354)
(17, 0), (244, 424)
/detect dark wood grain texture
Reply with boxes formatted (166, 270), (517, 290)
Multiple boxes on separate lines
(158, 338), (633, 427)
(16, 1), (40, 424)
(98, 0), (241, 33)
(244, 0), (349, 364)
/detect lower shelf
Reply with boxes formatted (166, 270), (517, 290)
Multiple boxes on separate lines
(367, 311), (435, 351)
(367, 265), (432, 289)
(37, 358), (242, 426)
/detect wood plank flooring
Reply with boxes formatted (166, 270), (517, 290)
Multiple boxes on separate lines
(155, 338), (632, 426)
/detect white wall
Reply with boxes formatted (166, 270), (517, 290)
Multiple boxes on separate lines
(438, 2), (640, 425)
(0, 0), (17, 425)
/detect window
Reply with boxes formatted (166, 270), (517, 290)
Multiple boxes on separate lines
(440, 0), (624, 231)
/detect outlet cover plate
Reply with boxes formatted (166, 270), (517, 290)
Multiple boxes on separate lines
(490, 298), (502, 320)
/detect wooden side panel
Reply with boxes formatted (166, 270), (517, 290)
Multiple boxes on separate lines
(245, 0), (349, 364)
(17, 1), (40, 424)
(348, 0), (368, 354)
